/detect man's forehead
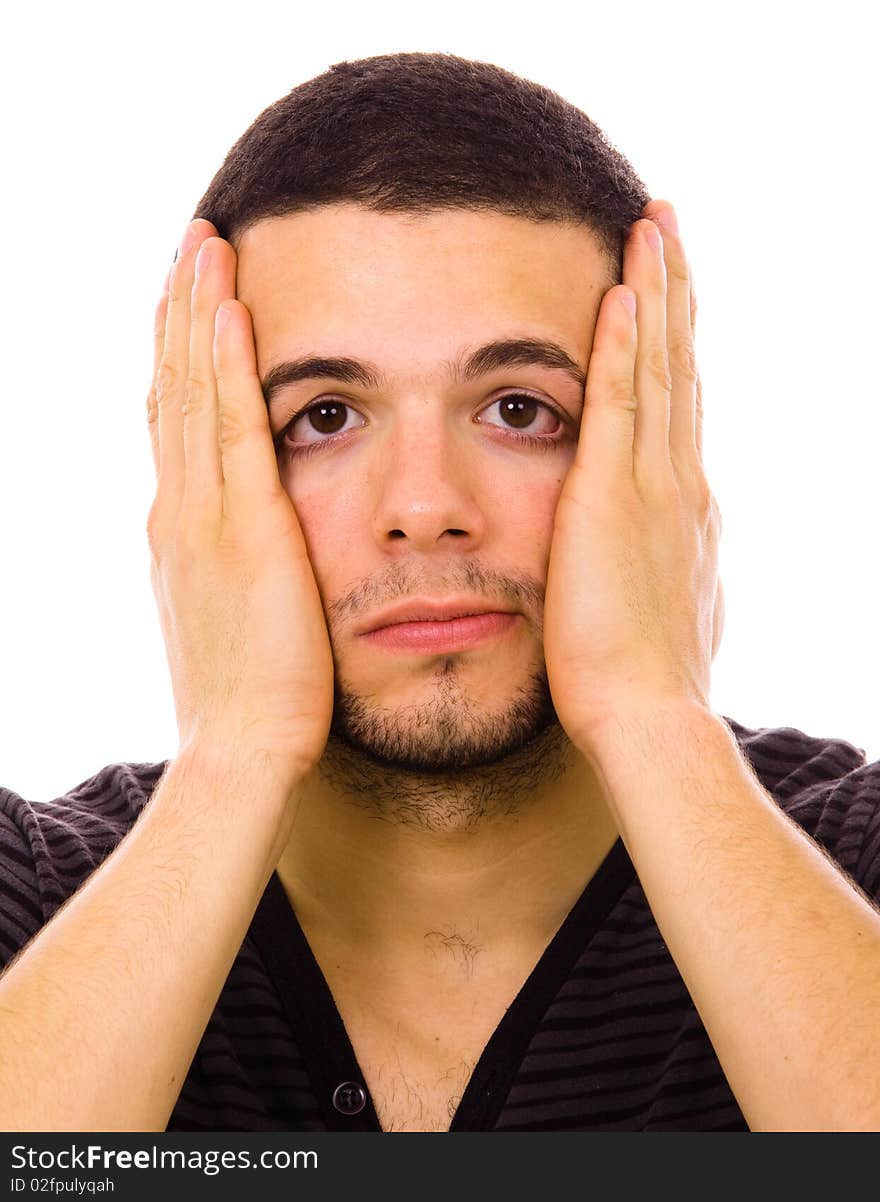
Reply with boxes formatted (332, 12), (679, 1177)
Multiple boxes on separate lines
(236, 203), (610, 285)
(236, 204), (610, 376)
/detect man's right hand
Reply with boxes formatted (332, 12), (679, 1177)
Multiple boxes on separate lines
(146, 219), (334, 791)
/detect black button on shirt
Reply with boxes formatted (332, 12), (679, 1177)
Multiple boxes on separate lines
(333, 1081), (367, 1116)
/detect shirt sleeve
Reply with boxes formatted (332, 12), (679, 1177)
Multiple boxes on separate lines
(0, 794), (46, 970)
(846, 764), (880, 903)
(725, 717), (880, 907)
(0, 761), (168, 973)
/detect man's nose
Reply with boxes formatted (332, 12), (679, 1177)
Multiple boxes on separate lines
(370, 413), (487, 552)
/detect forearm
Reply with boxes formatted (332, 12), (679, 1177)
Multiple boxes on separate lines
(0, 745), (298, 1132)
(581, 702), (880, 1131)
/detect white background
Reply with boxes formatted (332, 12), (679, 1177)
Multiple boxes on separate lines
(1, 1), (877, 800)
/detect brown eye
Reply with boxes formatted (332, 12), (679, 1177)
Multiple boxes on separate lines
(306, 402), (348, 435)
(275, 399), (362, 457)
(498, 395), (539, 429)
(477, 393), (563, 438)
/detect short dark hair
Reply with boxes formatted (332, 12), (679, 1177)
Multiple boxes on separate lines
(194, 52), (650, 281)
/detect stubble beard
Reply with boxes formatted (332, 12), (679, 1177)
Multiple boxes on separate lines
(317, 655), (572, 831)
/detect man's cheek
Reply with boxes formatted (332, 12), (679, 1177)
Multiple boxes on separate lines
(281, 481), (363, 586)
(508, 474), (569, 570)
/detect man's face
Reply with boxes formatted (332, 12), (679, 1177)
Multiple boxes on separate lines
(236, 204), (609, 773)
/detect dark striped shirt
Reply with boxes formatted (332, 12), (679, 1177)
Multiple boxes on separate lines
(1, 715), (878, 1131)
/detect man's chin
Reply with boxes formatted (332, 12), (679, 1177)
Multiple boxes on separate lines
(326, 671), (562, 776)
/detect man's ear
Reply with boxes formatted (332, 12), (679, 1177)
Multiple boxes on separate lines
(711, 577), (725, 661)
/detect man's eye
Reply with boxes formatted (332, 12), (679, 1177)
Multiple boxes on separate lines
(478, 394), (563, 436)
(282, 401), (362, 446)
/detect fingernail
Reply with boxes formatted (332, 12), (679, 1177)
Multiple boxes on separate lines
(179, 223), (199, 258)
(619, 289), (636, 317)
(655, 206), (679, 235)
(644, 221), (662, 252)
(195, 244), (211, 276)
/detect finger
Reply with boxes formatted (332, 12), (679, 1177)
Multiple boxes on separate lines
(695, 372), (704, 461)
(690, 283), (704, 459)
(213, 300), (288, 522)
(154, 219), (218, 535)
(182, 237), (235, 526)
(147, 283), (169, 480)
(712, 575), (725, 660)
(574, 285), (638, 485)
(646, 202), (701, 475)
(627, 219), (672, 486)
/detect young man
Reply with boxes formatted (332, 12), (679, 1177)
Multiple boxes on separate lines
(1, 53), (878, 1133)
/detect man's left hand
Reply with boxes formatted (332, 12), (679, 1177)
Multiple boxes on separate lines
(544, 201), (724, 756)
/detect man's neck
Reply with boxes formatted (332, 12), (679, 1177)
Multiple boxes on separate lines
(275, 726), (619, 968)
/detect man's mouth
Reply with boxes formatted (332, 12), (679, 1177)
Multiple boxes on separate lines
(359, 610), (520, 654)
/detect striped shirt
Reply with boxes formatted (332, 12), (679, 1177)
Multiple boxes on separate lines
(1, 715), (878, 1131)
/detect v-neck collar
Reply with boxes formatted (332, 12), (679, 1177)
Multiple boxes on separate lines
(248, 836), (636, 1132)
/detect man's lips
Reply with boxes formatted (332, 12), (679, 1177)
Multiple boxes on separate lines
(356, 598), (521, 654)
(358, 597), (517, 633)
(360, 611), (519, 654)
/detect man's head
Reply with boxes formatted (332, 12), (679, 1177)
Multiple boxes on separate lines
(193, 54), (651, 784)
(195, 52), (649, 277)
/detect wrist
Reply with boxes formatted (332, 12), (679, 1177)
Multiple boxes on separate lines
(176, 736), (308, 795)
(170, 740), (307, 823)
(573, 699), (745, 837)
(160, 742), (308, 867)
(574, 697), (731, 768)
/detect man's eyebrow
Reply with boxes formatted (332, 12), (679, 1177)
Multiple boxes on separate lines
(456, 339), (586, 390)
(260, 338), (586, 407)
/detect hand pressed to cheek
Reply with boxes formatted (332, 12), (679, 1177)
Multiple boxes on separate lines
(542, 200), (723, 751)
(144, 218), (335, 780)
